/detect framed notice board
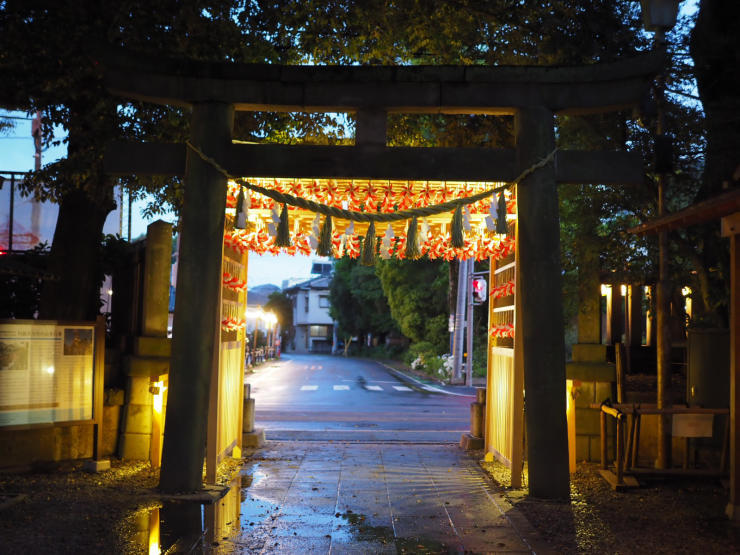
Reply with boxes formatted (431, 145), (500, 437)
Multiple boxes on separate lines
(0, 320), (95, 426)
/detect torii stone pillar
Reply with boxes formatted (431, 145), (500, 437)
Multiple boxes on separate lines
(516, 107), (569, 498)
(159, 103), (233, 493)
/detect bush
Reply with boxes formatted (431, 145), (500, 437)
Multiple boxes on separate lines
(403, 341), (455, 382)
(472, 340), (488, 378)
(403, 343), (429, 366)
(354, 343), (405, 360)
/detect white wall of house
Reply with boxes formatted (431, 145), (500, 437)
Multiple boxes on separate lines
(293, 289), (333, 326)
(288, 280), (334, 353)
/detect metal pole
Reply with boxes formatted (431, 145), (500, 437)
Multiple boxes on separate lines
(9, 174), (15, 252)
(465, 258), (474, 385)
(453, 258), (469, 381)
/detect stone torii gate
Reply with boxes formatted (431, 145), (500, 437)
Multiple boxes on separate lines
(105, 50), (663, 497)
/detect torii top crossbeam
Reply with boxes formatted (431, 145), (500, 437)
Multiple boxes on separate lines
(106, 49), (662, 115)
(105, 50), (663, 184)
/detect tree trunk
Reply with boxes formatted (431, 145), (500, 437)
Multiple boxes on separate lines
(689, 1), (739, 327)
(39, 184), (113, 320)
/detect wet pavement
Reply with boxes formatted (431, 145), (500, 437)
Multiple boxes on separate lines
(249, 354), (474, 443)
(143, 441), (543, 553)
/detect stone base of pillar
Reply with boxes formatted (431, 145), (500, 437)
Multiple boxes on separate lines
(459, 433), (484, 451)
(242, 429), (265, 448)
(567, 343), (616, 463)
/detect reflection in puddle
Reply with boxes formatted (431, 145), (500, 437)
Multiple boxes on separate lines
(126, 463), (284, 554)
(127, 478), (244, 554)
(127, 460), (452, 553)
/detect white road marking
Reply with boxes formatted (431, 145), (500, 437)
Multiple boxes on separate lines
(392, 385), (412, 392)
(366, 385), (383, 391)
(300, 385), (319, 391)
(333, 385), (350, 390)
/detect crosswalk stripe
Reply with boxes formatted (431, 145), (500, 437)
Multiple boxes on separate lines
(366, 385), (383, 391)
(392, 385), (412, 391)
(333, 385), (350, 390)
(300, 385), (319, 391)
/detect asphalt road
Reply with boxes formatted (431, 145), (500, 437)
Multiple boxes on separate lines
(247, 353), (475, 442)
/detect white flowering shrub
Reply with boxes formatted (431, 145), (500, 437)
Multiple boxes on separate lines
(410, 355), (425, 370)
(436, 354), (453, 381)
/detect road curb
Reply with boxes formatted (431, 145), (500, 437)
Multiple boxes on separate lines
(376, 361), (476, 397)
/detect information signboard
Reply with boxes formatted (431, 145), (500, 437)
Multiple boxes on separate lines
(0, 321), (94, 426)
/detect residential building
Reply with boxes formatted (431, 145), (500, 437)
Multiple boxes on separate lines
(284, 263), (335, 353)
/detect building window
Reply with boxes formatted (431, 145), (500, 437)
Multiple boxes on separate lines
(304, 294), (309, 313)
(319, 295), (330, 308)
(310, 325), (329, 338)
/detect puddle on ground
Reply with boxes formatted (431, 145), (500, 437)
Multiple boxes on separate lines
(123, 466), (455, 553)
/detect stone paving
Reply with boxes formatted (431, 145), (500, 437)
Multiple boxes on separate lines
(208, 441), (545, 554)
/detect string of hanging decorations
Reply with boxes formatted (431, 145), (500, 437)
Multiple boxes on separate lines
(185, 141), (557, 265)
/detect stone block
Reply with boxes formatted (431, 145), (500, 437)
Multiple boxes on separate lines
(134, 336), (171, 357)
(122, 404), (152, 435)
(575, 408), (607, 436)
(572, 343), (608, 363)
(594, 382), (615, 405)
(587, 433), (616, 463)
(102, 405), (121, 456)
(127, 376), (153, 406)
(104, 388), (125, 406)
(575, 435), (590, 462)
(119, 433), (151, 460)
(572, 381), (596, 408)
(566, 361), (615, 382)
(83, 459), (111, 473)
(125, 355), (170, 378)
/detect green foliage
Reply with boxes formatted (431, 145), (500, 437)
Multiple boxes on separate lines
(376, 258), (449, 353)
(329, 257), (397, 342)
(350, 343), (405, 360)
(404, 341), (439, 363)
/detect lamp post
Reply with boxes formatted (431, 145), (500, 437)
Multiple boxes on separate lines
(641, 0), (678, 470)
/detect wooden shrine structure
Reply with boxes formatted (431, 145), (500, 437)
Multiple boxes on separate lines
(631, 187), (740, 521)
(104, 49), (663, 497)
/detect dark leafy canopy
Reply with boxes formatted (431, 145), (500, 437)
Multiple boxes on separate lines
(329, 257), (397, 342)
(1, 0), (726, 328)
(0, 1), (259, 319)
(375, 258), (449, 353)
(264, 290), (293, 346)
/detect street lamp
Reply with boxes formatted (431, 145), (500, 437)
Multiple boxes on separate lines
(640, 0), (679, 470)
